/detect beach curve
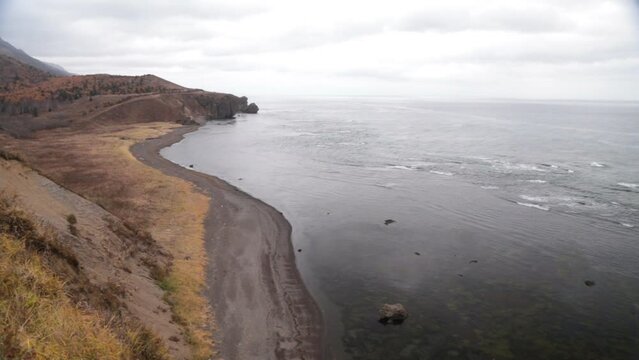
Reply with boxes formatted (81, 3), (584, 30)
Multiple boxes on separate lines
(131, 125), (325, 360)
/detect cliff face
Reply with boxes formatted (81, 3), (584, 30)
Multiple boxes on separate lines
(191, 92), (248, 119)
(88, 91), (249, 126)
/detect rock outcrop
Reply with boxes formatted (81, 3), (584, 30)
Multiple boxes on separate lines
(245, 102), (259, 114)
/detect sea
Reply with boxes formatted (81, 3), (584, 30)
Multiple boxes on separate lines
(162, 97), (639, 360)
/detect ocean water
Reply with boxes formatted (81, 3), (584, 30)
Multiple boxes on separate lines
(162, 98), (639, 359)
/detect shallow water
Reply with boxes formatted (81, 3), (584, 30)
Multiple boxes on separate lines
(163, 98), (639, 359)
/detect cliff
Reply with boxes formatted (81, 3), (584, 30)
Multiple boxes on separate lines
(0, 75), (255, 137)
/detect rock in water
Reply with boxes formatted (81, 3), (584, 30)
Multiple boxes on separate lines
(378, 303), (408, 324)
(384, 219), (396, 225)
(245, 103), (259, 114)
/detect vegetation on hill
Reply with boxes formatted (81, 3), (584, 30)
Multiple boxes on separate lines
(0, 74), (186, 116)
(0, 55), (52, 93)
(0, 193), (170, 360)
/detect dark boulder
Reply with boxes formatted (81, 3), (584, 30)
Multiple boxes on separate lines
(245, 102), (259, 114)
(378, 303), (408, 324)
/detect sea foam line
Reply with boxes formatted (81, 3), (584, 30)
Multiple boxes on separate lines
(429, 170), (453, 176)
(516, 202), (549, 211)
(520, 195), (548, 202)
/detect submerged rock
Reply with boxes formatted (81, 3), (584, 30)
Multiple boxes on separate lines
(584, 280), (596, 287)
(245, 102), (259, 114)
(378, 303), (408, 324)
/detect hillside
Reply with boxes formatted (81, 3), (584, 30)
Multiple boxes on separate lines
(0, 73), (188, 117)
(0, 157), (173, 359)
(0, 37), (71, 76)
(0, 38), (260, 360)
(0, 54), (53, 92)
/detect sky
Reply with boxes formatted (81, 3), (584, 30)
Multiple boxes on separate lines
(1, 0), (638, 100)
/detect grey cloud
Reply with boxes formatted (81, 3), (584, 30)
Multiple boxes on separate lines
(1, 0), (637, 100)
(396, 5), (572, 33)
(40, 0), (265, 22)
(0, 0), (264, 57)
(200, 21), (384, 57)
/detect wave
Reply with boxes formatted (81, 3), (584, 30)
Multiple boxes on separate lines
(590, 162), (605, 168)
(620, 223), (635, 228)
(299, 131), (320, 136)
(375, 182), (398, 189)
(618, 183), (638, 189)
(429, 170), (453, 176)
(481, 185), (499, 190)
(495, 162), (548, 172)
(526, 179), (547, 184)
(387, 165), (421, 171)
(516, 202), (549, 211)
(520, 195), (548, 203)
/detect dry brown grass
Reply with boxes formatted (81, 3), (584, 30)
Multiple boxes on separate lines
(0, 195), (126, 359)
(0, 193), (172, 360)
(4, 123), (214, 359)
(0, 232), (127, 359)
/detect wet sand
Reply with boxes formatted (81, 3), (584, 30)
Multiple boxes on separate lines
(131, 125), (324, 360)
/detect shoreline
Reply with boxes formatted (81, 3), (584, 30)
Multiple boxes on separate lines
(131, 125), (325, 359)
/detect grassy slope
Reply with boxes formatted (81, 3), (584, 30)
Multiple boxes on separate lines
(0, 194), (171, 360)
(1, 123), (214, 359)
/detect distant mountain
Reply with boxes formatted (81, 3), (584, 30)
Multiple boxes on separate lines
(0, 37), (71, 76)
(0, 54), (53, 92)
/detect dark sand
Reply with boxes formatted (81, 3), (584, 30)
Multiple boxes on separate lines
(131, 126), (324, 360)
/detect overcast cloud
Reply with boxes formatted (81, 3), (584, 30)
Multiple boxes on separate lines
(1, 0), (638, 99)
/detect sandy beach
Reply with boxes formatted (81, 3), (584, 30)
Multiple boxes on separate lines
(131, 126), (324, 360)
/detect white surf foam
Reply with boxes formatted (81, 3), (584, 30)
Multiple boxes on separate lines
(481, 185), (499, 190)
(520, 195), (548, 203)
(618, 182), (638, 189)
(387, 165), (419, 171)
(506, 163), (548, 172)
(516, 202), (549, 211)
(526, 179), (547, 184)
(620, 223), (635, 228)
(590, 162), (605, 167)
(429, 170), (453, 176)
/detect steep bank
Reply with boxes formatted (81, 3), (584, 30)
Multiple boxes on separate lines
(0, 156), (179, 359)
(131, 127), (325, 359)
(1, 123), (214, 359)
